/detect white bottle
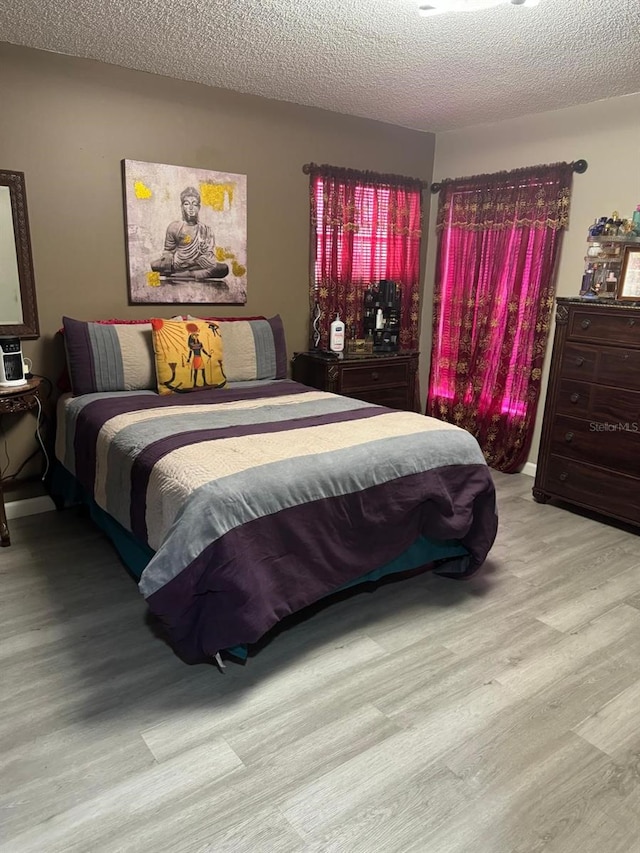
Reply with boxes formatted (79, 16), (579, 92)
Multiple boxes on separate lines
(375, 308), (384, 330)
(329, 313), (345, 352)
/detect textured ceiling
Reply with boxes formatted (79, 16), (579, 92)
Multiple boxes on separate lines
(2, 0), (640, 132)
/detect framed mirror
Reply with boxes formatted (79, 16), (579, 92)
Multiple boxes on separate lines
(0, 170), (39, 339)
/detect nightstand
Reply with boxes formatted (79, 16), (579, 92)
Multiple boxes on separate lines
(0, 377), (48, 546)
(291, 351), (419, 411)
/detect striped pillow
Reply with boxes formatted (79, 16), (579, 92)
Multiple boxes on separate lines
(189, 315), (287, 382)
(63, 314), (287, 394)
(63, 317), (156, 395)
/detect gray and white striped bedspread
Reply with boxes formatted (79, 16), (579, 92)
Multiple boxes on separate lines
(57, 379), (498, 662)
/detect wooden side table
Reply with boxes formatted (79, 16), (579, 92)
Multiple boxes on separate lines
(0, 377), (48, 546)
(291, 351), (420, 411)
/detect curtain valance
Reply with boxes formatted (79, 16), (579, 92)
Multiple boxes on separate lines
(435, 162), (573, 232)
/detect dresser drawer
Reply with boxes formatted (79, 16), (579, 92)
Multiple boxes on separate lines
(569, 309), (640, 346)
(340, 361), (408, 393)
(559, 343), (597, 381)
(555, 379), (591, 416)
(596, 347), (640, 392)
(591, 384), (640, 423)
(549, 414), (640, 478)
(545, 454), (640, 525)
(347, 388), (409, 410)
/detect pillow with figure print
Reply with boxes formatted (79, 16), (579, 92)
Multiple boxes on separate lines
(151, 318), (227, 396)
(185, 314), (287, 382)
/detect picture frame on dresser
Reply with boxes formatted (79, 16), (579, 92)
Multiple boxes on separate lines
(617, 245), (640, 301)
(616, 243), (640, 302)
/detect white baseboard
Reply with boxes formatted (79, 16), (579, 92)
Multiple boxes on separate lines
(5, 495), (56, 520)
(521, 462), (537, 478)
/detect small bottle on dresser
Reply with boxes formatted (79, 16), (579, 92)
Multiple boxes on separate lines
(329, 313), (345, 353)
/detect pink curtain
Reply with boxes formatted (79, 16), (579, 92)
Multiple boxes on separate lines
(426, 162), (573, 472)
(308, 165), (423, 351)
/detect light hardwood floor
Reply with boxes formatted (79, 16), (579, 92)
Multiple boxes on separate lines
(1, 472), (640, 853)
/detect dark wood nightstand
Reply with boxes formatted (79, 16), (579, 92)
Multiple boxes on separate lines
(291, 351), (419, 411)
(0, 377), (48, 546)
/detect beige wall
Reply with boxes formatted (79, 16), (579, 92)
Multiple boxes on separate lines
(0, 43), (434, 481)
(421, 92), (640, 469)
(8, 40), (636, 487)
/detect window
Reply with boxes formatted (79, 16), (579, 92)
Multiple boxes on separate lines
(313, 182), (392, 286)
(307, 164), (423, 352)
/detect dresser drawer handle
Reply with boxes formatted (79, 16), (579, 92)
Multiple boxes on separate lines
(629, 318), (636, 327)
(371, 371), (379, 381)
(565, 432), (574, 443)
(570, 393), (580, 403)
(575, 356), (585, 367)
(622, 353), (630, 360)
(581, 319), (591, 330)
(559, 472), (568, 482)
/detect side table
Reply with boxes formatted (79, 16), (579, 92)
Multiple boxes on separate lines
(291, 351), (420, 411)
(0, 377), (48, 546)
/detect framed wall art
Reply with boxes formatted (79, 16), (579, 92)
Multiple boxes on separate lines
(122, 159), (247, 305)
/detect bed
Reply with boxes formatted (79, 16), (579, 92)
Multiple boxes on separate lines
(53, 315), (498, 664)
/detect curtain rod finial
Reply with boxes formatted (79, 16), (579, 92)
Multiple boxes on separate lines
(430, 182), (442, 194)
(572, 159), (588, 174)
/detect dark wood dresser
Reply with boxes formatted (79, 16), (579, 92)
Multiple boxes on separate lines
(291, 351), (419, 411)
(533, 298), (640, 527)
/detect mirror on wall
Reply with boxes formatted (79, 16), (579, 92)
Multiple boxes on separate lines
(0, 170), (39, 339)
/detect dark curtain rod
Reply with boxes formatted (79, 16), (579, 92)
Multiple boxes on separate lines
(429, 159), (588, 194)
(302, 162), (428, 189)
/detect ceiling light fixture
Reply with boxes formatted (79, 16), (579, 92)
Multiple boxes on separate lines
(418, 0), (540, 16)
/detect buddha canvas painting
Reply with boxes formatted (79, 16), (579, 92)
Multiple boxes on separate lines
(122, 159), (247, 305)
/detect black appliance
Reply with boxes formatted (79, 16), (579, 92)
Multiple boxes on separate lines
(0, 336), (27, 387)
(363, 281), (401, 352)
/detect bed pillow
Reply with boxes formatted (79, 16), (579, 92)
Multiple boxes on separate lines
(151, 318), (227, 396)
(187, 315), (287, 381)
(62, 316), (157, 395)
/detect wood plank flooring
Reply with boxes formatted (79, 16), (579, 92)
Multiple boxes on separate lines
(1, 472), (640, 852)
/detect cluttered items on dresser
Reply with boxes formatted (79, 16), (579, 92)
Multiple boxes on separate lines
(363, 280), (402, 352)
(580, 208), (640, 300)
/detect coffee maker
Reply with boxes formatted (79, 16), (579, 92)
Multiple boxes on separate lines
(363, 281), (402, 352)
(0, 337), (27, 388)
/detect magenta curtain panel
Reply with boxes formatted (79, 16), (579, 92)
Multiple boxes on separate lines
(426, 162), (573, 472)
(308, 165), (423, 351)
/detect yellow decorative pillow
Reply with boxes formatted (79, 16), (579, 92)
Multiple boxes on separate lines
(151, 318), (227, 395)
